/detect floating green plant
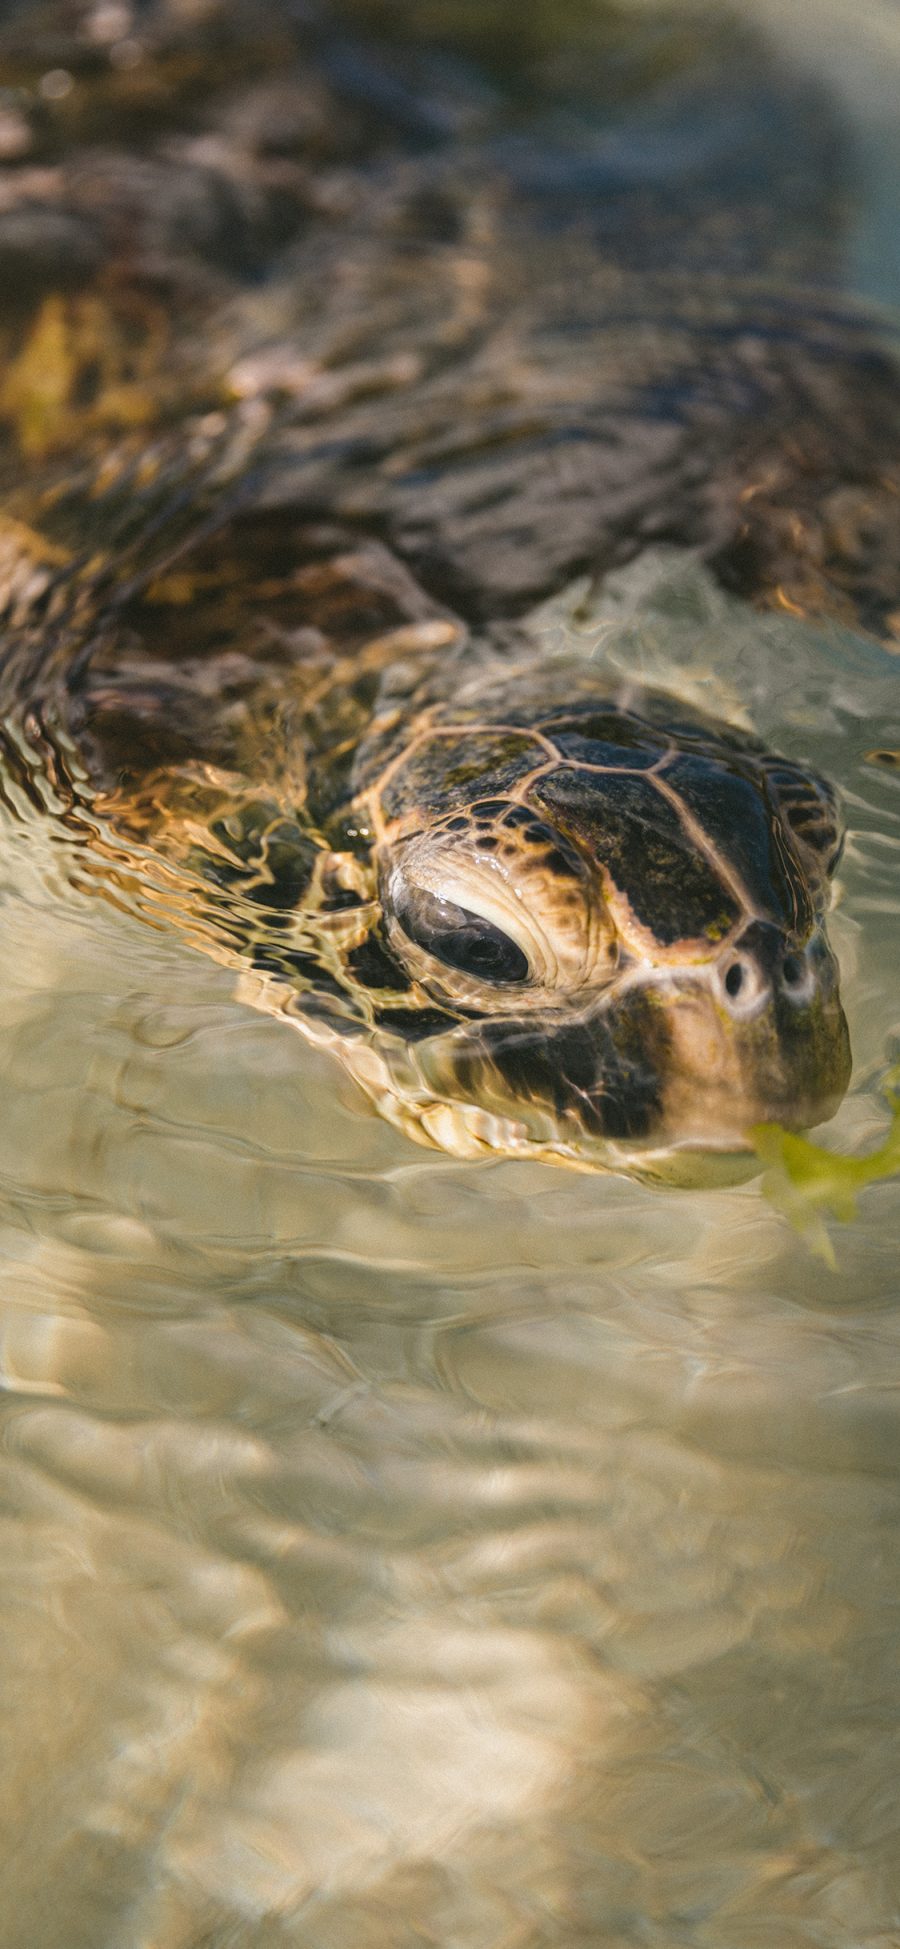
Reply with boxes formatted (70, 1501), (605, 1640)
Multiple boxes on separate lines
(753, 1069), (900, 1265)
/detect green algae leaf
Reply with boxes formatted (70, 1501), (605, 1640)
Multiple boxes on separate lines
(753, 1070), (900, 1266)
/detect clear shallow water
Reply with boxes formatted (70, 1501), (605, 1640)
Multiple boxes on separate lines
(1, 5), (900, 1949)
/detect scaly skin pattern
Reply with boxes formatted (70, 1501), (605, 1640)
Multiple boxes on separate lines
(0, 0), (893, 1170)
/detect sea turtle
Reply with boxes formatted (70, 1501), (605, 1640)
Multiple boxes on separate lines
(10, 508), (845, 1183)
(0, 0), (895, 1178)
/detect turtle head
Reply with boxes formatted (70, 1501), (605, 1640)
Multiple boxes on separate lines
(364, 674), (851, 1174)
(380, 835), (849, 1174)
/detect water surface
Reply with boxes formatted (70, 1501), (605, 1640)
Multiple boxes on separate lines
(0, 3), (899, 1946)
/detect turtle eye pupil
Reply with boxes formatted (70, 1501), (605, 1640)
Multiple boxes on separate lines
(394, 884), (530, 983)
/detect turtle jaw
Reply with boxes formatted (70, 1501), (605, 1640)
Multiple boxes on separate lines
(647, 930), (852, 1150)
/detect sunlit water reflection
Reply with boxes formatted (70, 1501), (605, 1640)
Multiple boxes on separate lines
(1, 0), (900, 1945)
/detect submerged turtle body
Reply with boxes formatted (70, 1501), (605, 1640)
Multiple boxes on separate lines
(0, 0), (893, 1174)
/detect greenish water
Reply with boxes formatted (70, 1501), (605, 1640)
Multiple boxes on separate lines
(0, 4), (899, 1947)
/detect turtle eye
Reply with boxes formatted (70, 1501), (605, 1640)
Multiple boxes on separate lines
(393, 883), (530, 983)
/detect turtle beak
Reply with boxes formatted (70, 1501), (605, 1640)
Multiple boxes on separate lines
(660, 922), (851, 1145)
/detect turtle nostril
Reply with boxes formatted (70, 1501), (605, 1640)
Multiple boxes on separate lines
(724, 961), (745, 1000)
(779, 945), (816, 1003)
